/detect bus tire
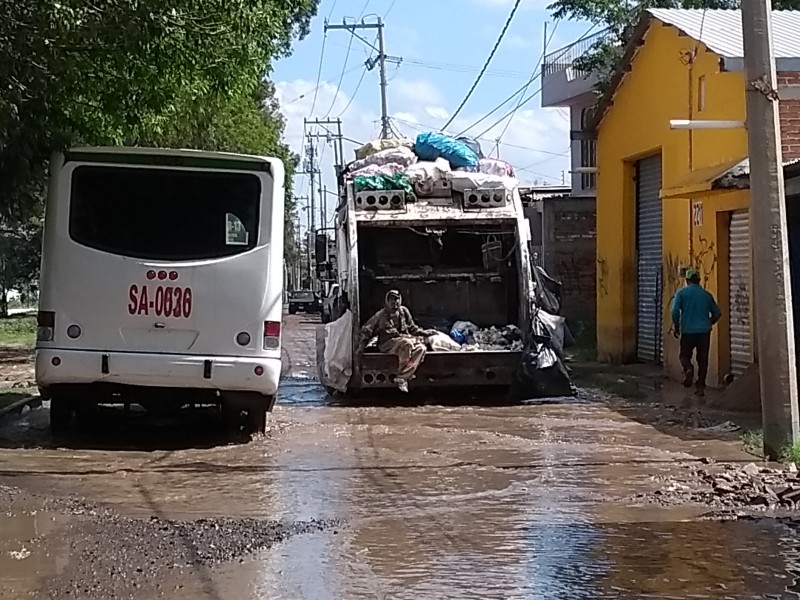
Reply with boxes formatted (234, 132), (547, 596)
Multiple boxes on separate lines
(49, 397), (74, 435)
(244, 408), (267, 435)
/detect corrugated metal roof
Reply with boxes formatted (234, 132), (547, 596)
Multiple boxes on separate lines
(712, 157), (800, 188)
(647, 9), (800, 70)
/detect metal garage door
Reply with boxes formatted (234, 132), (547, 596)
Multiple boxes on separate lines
(728, 210), (753, 376)
(636, 155), (664, 362)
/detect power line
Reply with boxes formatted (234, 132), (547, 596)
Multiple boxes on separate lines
(384, 0), (397, 18)
(402, 59), (532, 80)
(282, 64), (363, 105)
(309, 32), (327, 115)
(496, 20), (560, 143)
(392, 116), (567, 157)
(441, 0), (523, 131)
(457, 22), (601, 138)
(322, 1), (371, 119)
(337, 64), (369, 117)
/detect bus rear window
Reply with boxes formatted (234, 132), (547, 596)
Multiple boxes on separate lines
(69, 166), (262, 261)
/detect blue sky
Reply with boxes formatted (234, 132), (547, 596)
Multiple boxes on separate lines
(273, 0), (593, 229)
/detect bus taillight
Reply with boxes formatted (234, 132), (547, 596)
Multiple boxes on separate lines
(263, 321), (280, 350)
(37, 311), (55, 342)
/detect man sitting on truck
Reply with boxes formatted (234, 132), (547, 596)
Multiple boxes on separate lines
(359, 289), (436, 393)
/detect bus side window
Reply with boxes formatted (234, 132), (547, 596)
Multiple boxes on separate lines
(226, 212), (249, 246)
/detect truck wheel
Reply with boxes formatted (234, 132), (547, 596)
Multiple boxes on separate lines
(289, 306), (297, 315)
(49, 397), (74, 436)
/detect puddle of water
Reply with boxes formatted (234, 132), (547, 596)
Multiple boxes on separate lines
(200, 517), (800, 600)
(0, 511), (69, 597)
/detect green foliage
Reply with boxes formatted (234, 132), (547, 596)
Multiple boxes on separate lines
(547, 0), (800, 94)
(0, 315), (36, 347)
(0, 0), (317, 257)
(0, 224), (42, 317)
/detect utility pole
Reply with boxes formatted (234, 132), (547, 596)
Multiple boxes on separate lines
(305, 118), (345, 175)
(325, 18), (402, 139)
(293, 196), (308, 288)
(741, 0), (799, 457)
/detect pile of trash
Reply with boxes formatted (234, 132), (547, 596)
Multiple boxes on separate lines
(343, 132), (518, 199)
(447, 321), (523, 352)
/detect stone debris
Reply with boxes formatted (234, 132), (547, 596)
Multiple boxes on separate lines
(634, 462), (800, 511)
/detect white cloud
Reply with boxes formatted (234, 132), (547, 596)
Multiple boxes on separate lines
(389, 78), (446, 107)
(425, 106), (450, 120)
(506, 34), (535, 49)
(276, 74), (571, 228)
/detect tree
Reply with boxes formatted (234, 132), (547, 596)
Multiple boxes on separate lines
(0, 0), (318, 246)
(0, 223), (42, 317)
(546, 0), (800, 92)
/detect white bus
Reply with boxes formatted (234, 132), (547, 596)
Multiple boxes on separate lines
(35, 147), (285, 435)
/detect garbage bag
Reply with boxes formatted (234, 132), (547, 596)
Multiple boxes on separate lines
(449, 320), (477, 344)
(355, 138), (414, 160)
(447, 171), (518, 193)
(479, 158), (515, 177)
(349, 147), (417, 173)
(427, 331), (462, 352)
(404, 158), (451, 183)
(414, 132), (480, 168)
(321, 310), (353, 393)
(514, 311), (573, 398)
(456, 136), (484, 159)
(348, 163), (405, 179)
(353, 173), (414, 196)
(531, 263), (561, 315)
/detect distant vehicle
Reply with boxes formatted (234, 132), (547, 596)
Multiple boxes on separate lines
(287, 290), (319, 314)
(321, 283), (340, 323)
(36, 147), (285, 435)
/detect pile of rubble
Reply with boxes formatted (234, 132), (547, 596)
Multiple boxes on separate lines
(635, 461), (800, 510)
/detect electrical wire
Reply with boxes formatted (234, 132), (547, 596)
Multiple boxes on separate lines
(309, 32), (327, 115)
(282, 64), (363, 105)
(455, 22), (603, 138)
(496, 20), (560, 142)
(336, 64), (369, 117)
(384, 0), (397, 18)
(440, 0), (523, 131)
(323, 0), (371, 118)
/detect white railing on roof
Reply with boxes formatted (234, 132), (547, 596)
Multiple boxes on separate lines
(542, 28), (612, 77)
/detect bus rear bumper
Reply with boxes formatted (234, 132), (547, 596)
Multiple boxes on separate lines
(35, 349), (281, 397)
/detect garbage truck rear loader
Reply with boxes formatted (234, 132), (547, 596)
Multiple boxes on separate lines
(318, 177), (536, 395)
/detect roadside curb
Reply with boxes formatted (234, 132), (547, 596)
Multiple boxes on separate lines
(0, 395), (42, 421)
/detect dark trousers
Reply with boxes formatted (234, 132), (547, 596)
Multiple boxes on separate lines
(679, 332), (711, 388)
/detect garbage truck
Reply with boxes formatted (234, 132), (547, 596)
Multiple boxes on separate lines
(316, 148), (546, 396)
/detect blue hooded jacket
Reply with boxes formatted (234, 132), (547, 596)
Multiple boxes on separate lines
(670, 282), (722, 335)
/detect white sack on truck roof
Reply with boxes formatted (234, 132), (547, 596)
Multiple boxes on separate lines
(348, 146), (417, 174)
(355, 138), (414, 160)
(446, 171), (519, 193)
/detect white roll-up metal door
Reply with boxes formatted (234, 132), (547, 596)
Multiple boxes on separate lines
(728, 210), (753, 375)
(636, 155), (664, 363)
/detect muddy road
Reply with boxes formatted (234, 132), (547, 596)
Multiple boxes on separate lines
(3, 315), (800, 599)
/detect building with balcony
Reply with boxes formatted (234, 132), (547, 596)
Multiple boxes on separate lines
(541, 28), (612, 198)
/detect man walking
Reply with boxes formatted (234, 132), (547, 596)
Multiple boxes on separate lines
(670, 267), (722, 396)
(359, 290), (437, 392)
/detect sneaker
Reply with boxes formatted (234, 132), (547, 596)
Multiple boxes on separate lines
(396, 378), (409, 393)
(682, 368), (694, 388)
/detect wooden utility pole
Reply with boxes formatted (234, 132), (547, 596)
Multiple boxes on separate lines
(741, 0), (799, 457)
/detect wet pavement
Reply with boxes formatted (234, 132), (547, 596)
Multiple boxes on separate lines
(2, 315), (800, 598)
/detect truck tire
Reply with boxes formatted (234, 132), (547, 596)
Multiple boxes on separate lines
(289, 306), (297, 315)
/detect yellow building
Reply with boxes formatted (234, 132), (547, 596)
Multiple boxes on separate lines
(591, 8), (800, 385)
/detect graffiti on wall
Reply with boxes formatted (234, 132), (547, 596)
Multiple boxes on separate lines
(663, 253), (688, 296)
(597, 256), (609, 297)
(694, 236), (718, 284)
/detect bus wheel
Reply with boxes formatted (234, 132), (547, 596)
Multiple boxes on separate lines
(49, 397), (74, 435)
(244, 408), (267, 435)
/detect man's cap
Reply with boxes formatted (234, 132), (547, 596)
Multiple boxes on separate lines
(386, 289), (401, 299)
(685, 267), (700, 280)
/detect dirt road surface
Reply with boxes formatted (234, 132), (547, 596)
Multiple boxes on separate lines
(2, 314), (800, 599)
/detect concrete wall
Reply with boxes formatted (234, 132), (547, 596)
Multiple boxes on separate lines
(527, 197), (596, 326)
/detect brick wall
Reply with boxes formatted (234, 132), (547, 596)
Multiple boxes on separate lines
(779, 71), (800, 161)
(541, 197), (597, 327)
